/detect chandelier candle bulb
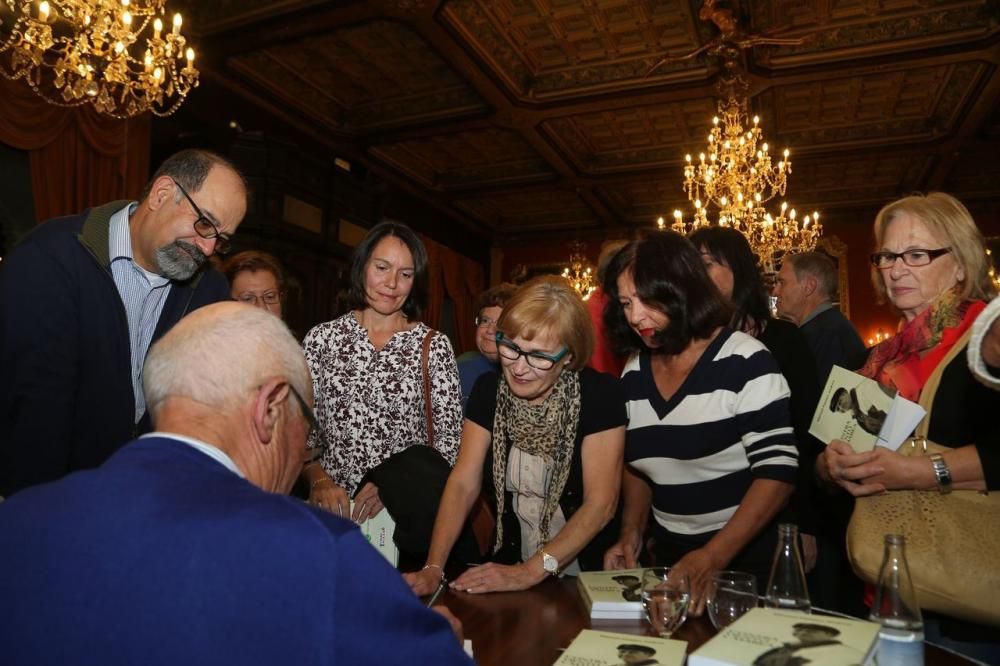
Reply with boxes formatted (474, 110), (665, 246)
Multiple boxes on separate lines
(172, 13), (181, 34)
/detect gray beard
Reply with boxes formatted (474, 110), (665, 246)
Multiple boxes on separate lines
(154, 240), (207, 281)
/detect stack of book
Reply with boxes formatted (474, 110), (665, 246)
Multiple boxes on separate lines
(576, 568), (646, 620)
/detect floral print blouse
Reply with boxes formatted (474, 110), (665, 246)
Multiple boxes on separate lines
(303, 312), (462, 494)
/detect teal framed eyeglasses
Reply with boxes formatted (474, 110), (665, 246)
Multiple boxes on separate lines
(495, 331), (569, 370)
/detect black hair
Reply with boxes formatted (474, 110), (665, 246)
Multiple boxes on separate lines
(346, 220), (428, 320)
(141, 148), (246, 201)
(793, 622), (841, 637)
(617, 644), (656, 655)
(689, 226), (771, 337)
(602, 231), (732, 356)
(830, 387), (849, 412)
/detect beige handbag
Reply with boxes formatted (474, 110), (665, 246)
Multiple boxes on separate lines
(846, 327), (1000, 627)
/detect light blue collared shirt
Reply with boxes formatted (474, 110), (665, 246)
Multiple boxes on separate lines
(109, 203), (172, 423)
(140, 432), (244, 478)
(799, 300), (834, 327)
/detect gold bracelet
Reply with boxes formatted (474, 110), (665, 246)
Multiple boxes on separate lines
(310, 477), (335, 490)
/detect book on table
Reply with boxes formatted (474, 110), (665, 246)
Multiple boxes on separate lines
(349, 500), (398, 566)
(809, 365), (925, 453)
(576, 568), (645, 620)
(554, 629), (686, 666)
(688, 607), (880, 666)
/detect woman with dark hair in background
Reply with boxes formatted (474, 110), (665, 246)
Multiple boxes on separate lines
(301, 221), (462, 532)
(223, 250), (287, 319)
(602, 231), (798, 616)
(688, 229), (822, 552)
(688, 227), (863, 614)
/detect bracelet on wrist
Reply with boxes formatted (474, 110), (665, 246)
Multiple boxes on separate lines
(422, 564), (445, 580)
(928, 453), (953, 494)
(310, 477), (335, 490)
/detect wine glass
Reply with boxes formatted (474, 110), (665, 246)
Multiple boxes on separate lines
(641, 567), (690, 638)
(707, 571), (758, 630)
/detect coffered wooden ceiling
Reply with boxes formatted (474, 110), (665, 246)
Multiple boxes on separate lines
(173, 0), (1000, 241)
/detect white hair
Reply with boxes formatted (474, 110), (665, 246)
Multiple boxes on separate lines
(143, 302), (310, 417)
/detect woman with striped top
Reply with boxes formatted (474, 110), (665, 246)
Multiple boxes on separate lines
(601, 231), (799, 617)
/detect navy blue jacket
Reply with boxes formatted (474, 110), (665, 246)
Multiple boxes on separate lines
(0, 202), (230, 496)
(0, 437), (472, 665)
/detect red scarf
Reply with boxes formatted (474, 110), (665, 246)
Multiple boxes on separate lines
(859, 290), (985, 401)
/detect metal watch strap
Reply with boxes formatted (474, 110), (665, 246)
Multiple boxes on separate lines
(928, 453), (953, 494)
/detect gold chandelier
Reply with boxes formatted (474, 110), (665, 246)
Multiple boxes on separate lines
(0, 0), (198, 118)
(561, 241), (596, 301)
(664, 93), (821, 266)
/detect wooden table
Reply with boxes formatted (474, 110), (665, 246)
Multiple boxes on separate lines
(440, 578), (976, 666)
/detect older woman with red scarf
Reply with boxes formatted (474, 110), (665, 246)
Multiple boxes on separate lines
(817, 192), (999, 660)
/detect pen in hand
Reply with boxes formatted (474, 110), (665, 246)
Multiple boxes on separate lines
(426, 577), (448, 607)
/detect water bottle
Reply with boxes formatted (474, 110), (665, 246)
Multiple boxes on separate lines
(870, 534), (924, 666)
(765, 523), (811, 612)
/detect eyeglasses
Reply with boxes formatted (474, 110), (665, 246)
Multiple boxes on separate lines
(475, 314), (499, 329)
(288, 383), (329, 465)
(870, 247), (951, 269)
(171, 177), (233, 255)
(495, 331), (569, 370)
(236, 291), (282, 307)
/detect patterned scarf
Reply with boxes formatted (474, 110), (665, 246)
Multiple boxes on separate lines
(491, 368), (581, 554)
(859, 289), (985, 401)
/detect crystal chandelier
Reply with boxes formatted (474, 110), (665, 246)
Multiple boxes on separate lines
(561, 241), (596, 301)
(664, 93), (821, 267)
(0, 0), (198, 118)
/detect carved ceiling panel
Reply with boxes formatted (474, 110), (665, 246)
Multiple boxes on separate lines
(455, 189), (601, 232)
(750, 0), (995, 66)
(597, 179), (691, 224)
(766, 62), (985, 149)
(543, 97), (718, 173)
(440, 0), (707, 98)
(228, 21), (488, 132)
(789, 155), (932, 204)
(160, 0), (1000, 240)
(369, 129), (555, 189)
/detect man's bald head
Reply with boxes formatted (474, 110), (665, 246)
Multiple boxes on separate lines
(143, 302), (310, 419)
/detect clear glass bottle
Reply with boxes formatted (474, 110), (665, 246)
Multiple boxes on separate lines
(870, 534), (924, 666)
(765, 523), (811, 612)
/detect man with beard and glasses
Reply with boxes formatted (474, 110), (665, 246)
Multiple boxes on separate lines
(0, 149), (247, 497)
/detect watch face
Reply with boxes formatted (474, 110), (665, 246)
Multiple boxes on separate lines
(543, 553), (558, 573)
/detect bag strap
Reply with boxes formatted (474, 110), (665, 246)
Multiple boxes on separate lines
(914, 325), (974, 439)
(421, 329), (436, 447)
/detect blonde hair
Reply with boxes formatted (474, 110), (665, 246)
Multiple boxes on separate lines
(871, 192), (996, 304)
(497, 275), (594, 371)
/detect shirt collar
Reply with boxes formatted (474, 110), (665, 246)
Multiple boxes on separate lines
(800, 301), (834, 326)
(141, 431), (245, 478)
(108, 202), (139, 262)
(109, 202), (170, 287)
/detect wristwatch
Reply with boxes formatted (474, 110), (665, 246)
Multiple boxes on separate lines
(928, 453), (953, 494)
(541, 551), (559, 576)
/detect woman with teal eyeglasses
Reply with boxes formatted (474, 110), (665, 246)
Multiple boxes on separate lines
(405, 275), (627, 595)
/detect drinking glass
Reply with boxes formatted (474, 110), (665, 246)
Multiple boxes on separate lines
(707, 571), (758, 630)
(641, 567), (690, 638)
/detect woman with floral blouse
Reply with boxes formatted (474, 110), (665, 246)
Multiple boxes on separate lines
(301, 221), (462, 526)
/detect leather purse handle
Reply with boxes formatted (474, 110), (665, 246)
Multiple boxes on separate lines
(421, 329), (436, 447)
(914, 325), (974, 441)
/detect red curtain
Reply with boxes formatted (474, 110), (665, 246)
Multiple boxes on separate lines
(0, 76), (150, 222)
(421, 234), (485, 353)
